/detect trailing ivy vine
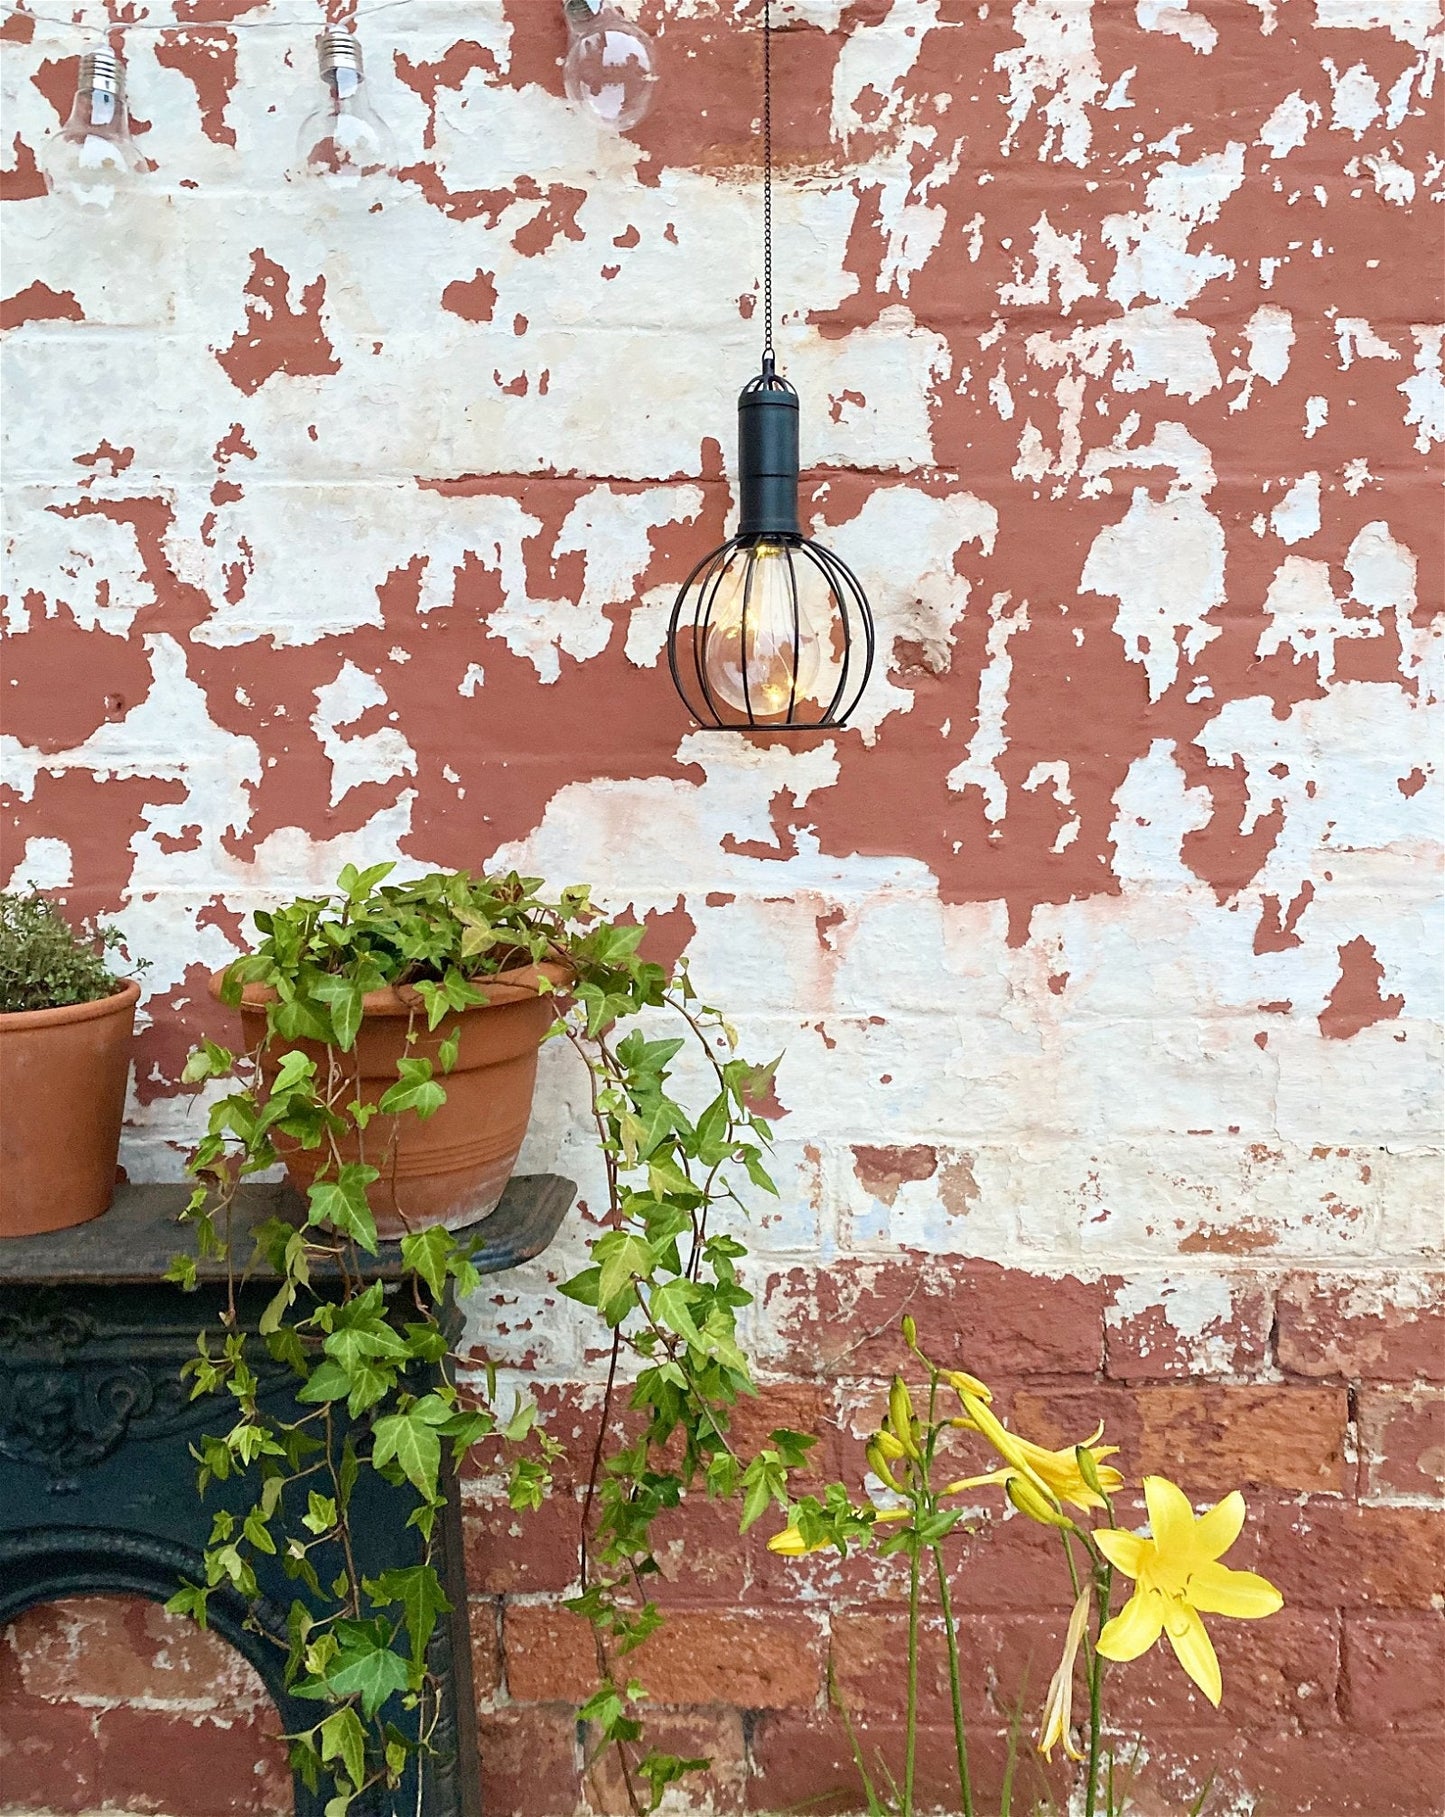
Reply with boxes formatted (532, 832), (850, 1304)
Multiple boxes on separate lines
(170, 865), (809, 1811)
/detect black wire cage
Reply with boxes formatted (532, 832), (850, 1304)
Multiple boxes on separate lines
(668, 364), (876, 732)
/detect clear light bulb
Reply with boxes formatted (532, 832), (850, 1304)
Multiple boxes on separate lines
(41, 50), (147, 210)
(563, 0), (659, 134)
(294, 28), (398, 189)
(702, 542), (823, 720)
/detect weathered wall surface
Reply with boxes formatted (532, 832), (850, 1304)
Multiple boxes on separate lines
(2, 0), (1442, 1812)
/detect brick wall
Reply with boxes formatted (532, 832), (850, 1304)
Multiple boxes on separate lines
(5, 1267), (1440, 1813)
(2, 0), (1441, 1813)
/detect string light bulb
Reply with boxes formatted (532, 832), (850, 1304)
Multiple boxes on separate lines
(294, 28), (398, 190)
(41, 49), (147, 209)
(562, 0), (659, 134)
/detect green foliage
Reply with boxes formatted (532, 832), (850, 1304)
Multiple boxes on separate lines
(0, 890), (131, 1014)
(174, 865), (798, 1814)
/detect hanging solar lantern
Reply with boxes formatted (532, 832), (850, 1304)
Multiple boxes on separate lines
(668, 2), (875, 732)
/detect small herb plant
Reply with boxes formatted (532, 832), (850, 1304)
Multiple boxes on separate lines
(172, 864), (809, 1811)
(0, 890), (130, 1014)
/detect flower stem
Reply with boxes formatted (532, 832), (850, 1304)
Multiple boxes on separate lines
(932, 1543), (973, 1817)
(1084, 1562), (1113, 1817)
(904, 1538), (921, 1817)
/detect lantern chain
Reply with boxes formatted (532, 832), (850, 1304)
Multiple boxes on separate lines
(762, 0), (775, 373)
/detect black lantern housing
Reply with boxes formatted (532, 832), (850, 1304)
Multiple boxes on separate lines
(668, 358), (876, 732)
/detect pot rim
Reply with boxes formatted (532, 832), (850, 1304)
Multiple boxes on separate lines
(0, 977), (142, 1032)
(209, 958), (574, 1017)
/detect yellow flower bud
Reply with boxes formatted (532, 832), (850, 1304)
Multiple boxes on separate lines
(767, 1524), (834, 1557)
(1005, 1474), (1072, 1530)
(901, 1314), (918, 1348)
(872, 1429), (909, 1461)
(945, 1369), (993, 1405)
(887, 1376), (921, 1456)
(866, 1441), (904, 1494)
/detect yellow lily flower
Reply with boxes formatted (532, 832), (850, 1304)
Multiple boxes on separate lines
(1038, 1588), (1092, 1761)
(948, 1392), (1124, 1515)
(1095, 1476), (1284, 1707)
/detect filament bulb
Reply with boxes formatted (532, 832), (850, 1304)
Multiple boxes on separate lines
(702, 542), (823, 720)
(562, 0), (659, 134)
(42, 50), (147, 210)
(294, 29), (398, 189)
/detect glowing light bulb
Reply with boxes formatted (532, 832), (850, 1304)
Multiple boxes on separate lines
(563, 0), (659, 134)
(701, 541), (823, 720)
(41, 50), (147, 210)
(294, 29), (398, 190)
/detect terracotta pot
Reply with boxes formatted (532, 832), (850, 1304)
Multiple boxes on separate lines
(0, 980), (141, 1238)
(212, 963), (569, 1239)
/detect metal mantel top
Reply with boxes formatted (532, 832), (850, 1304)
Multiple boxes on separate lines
(0, 1176), (577, 1286)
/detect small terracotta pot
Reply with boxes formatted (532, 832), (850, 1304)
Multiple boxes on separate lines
(212, 963), (569, 1240)
(0, 980), (141, 1239)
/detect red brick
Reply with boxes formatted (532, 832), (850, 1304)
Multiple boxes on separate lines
(721, 1379), (848, 1485)
(746, 1713), (1074, 1814)
(1131, 1384), (1350, 1494)
(643, 1496), (754, 1604)
(631, 1609), (823, 1709)
(1105, 1277), (1275, 1380)
(1357, 1387), (1445, 1501)
(830, 1610), (992, 1726)
(506, 1605), (601, 1705)
(831, 1608), (1085, 1730)
(1277, 1274), (1445, 1384)
(469, 1598), (504, 1706)
(1001, 1381), (1144, 1463)
(1343, 1614), (1445, 1733)
(463, 1492), (583, 1595)
(1255, 1501), (1445, 1610)
(1170, 1730), (1445, 1815)
(1108, 1609), (1340, 1733)
(0, 1695), (100, 1812)
(6, 1595), (268, 1709)
(507, 1603), (822, 1712)
(761, 1258), (1108, 1380)
(1060, 1383), (1344, 1503)
(583, 1710), (746, 1815)
(477, 1707), (581, 1817)
(94, 1706), (292, 1815)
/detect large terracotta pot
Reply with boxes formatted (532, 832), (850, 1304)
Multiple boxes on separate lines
(0, 980), (141, 1238)
(212, 963), (569, 1239)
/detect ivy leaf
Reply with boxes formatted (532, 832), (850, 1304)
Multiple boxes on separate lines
(558, 1265), (601, 1308)
(164, 1583), (210, 1628)
(345, 1358), (395, 1418)
(338, 860), (395, 900)
(319, 1706), (367, 1795)
(372, 1410), (441, 1500)
(366, 1565), (451, 1665)
(324, 1624), (410, 1720)
(297, 1359), (351, 1404)
(741, 1148), (778, 1197)
(400, 1225), (453, 1300)
(596, 1233), (652, 1312)
(379, 1057), (446, 1122)
(307, 1166), (380, 1254)
(646, 1155), (695, 1200)
(650, 1279), (703, 1350)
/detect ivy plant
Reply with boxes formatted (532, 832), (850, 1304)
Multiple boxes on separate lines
(171, 864), (809, 1811)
